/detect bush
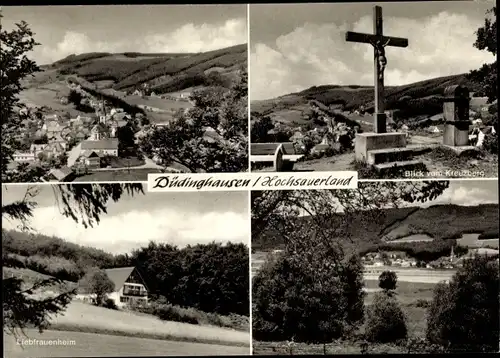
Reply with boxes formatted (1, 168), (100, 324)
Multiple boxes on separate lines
(426, 256), (499, 352)
(378, 271), (398, 291)
(102, 298), (118, 310)
(142, 301), (199, 325)
(365, 292), (408, 343)
(252, 253), (365, 343)
(482, 132), (498, 155)
(413, 299), (431, 308)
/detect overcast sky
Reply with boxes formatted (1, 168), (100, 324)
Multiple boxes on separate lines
(2, 185), (249, 254)
(425, 180), (498, 207)
(1, 5), (247, 65)
(250, 1), (496, 100)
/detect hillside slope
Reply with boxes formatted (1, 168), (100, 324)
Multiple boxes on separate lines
(251, 74), (481, 127)
(252, 204), (499, 252)
(48, 44), (247, 94)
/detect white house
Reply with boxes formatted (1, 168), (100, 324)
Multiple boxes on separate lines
(427, 125), (441, 133)
(104, 267), (148, 308)
(30, 144), (47, 157)
(110, 108), (124, 116)
(13, 151), (36, 163)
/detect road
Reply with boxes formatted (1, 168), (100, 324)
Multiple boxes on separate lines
(4, 329), (250, 357)
(92, 156), (164, 171)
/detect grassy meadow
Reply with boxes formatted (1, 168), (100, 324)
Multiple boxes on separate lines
(4, 329), (249, 358)
(48, 301), (250, 347)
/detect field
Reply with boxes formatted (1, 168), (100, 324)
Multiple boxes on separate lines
(107, 156), (145, 168)
(17, 80), (85, 118)
(252, 280), (438, 355)
(4, 329), (249, 357)
(252, 254), (456, 284)
(124, 95), (192, 111)
(41, 301), (249, 347)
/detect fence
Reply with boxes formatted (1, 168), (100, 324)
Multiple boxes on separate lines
(252, 339), (448, 355)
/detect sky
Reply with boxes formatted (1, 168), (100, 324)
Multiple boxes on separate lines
(2, 184), (250, 254)
(1, 5), (248, 65)
(250, 1), (496, 100)
(288, 180), (498, 216)
(426, 180), (498, 207)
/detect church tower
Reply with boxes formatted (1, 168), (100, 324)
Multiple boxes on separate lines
(99, 96), (107, 124)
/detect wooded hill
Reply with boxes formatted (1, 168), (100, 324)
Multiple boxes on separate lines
(252, 204), (499, 261)
(2, 230), (249, 316)
(251, 74), (482, 124)
(48, 44), (247, 94)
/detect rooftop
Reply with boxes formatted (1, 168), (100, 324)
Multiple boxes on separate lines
(103, 267), (137, 291)
(48, 166), (73, 181)
(81, 138), (119, 150)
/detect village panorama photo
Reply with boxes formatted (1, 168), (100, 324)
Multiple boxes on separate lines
(249, 2), (497, 178)
(1, 4), (249, 183)
(251, 180), (499, 354)
(2, 183), (251, 357)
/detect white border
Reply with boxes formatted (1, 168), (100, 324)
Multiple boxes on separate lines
(247, 4), (253, 354)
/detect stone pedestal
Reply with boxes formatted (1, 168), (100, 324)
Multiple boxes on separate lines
(373, 113), (387, 134)
(355, 132), (407, 162)
(443, 120), (470, 147)
(273, 144), (284, 172)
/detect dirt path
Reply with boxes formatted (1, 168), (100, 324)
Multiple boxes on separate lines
(293, 152), (356, 171)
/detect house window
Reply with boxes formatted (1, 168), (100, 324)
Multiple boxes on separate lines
(120, 296), (130, 303)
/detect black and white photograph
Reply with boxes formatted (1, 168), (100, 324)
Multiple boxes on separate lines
(1, 5), (249, 183)
(251, 180), (499, 354)
(2, 184), (251, 357)
(249, 2), (497, 178)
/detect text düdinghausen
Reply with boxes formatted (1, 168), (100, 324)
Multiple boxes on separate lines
(148, 172), (358, 192)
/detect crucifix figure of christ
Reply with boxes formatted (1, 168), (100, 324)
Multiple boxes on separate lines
(345, 5), (409, 133)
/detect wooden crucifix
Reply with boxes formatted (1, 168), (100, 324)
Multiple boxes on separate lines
(345, 6), (408, 133)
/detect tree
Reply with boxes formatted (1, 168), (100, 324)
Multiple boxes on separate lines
(116, 124), (136, 157)
(251, 116), (274, 143)
(1, 13), (42, 182)
(251, 181), (450, 245)
(468, 7), (497, 103)
(67, 89), (82, 106)
(55, 152), (68, 168)
(365, 292), (408, 343)
(378, 271), (398, 292)
(78, 268), (115, 305)
(2, 184), (144, 338)
(426, 255), (499, 352)
(253, 246), (365, 343)
(33, 135), (48, 145)
(138, 68), (248, 173)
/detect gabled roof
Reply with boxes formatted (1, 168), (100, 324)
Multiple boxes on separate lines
(104, 267), (138, 291)
(81, 138), (118, 150)
(82, 150), (103, 158)
(48, 166), (73, 181)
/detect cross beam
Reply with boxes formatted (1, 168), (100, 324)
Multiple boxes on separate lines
(345, 6), (409, 133)
(345, 32), (408, 48)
